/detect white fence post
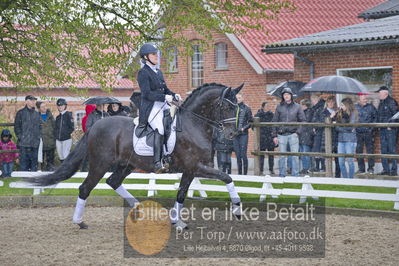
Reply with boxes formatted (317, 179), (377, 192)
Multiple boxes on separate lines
(33, 188), (44, 195)
(260, 182), (278, 202)
(299, 175), (319, 204)
(188, 178), (208, 198)
(394, 188), (399, 210)
(147, 173), (157, 197)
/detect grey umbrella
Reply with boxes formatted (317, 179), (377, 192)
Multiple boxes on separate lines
(268, 80), (306, 98)
(301, 75), (369, 95)
(83, 96), (121, 105)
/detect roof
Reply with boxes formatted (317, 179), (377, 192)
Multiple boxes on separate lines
(263, 15), (399, 53)
(358, 0), (399, 19)
(232, 0), (384, 72)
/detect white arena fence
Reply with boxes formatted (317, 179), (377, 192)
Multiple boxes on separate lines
(7, 171), (399, 210)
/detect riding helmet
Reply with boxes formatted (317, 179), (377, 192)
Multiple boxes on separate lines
(139, 43), (158, 58)
(56, 98), (67, 106)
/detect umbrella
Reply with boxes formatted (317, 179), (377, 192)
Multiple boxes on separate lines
(83, 96), (121, 105)
(268, 80), (306, 98)
(301, 75), (369, 95)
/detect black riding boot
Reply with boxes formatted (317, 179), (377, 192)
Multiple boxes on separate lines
(154, 130), (168, 173)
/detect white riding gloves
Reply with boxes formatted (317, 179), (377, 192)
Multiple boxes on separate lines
(165, 95), (173, 103)
(174, 94), (182, 102)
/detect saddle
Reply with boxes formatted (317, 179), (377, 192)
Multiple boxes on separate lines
(134, 107), (180, 148)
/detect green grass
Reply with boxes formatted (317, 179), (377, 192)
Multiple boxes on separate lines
(0, 177), (397, 211)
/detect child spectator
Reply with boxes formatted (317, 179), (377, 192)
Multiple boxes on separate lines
(0, 129), (19, 178)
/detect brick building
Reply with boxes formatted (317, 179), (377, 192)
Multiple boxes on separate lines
(264, 2), (399, 171)
(0, 0), (383, 157)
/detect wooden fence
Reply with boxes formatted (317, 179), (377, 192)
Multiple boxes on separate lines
(251, 118), (399, 177)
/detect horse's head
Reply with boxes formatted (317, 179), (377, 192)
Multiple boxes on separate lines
(215, 83), (244, 140)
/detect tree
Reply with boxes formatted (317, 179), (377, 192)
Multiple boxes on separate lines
(0, 0), (294, 91)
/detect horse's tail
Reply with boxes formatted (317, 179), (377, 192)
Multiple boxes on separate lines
(26, 134), (89, 186)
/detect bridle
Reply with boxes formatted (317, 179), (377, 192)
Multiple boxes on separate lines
(173, 87), (237, 133)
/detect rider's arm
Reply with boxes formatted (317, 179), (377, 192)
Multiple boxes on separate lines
(138, 69), (167, 102)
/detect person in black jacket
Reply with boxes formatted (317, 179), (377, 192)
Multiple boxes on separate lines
(355, 95), (377, 174)
(233, 93), (253, 175)
(137, 43), (181, 173)
(212, 128), (234, 174)
(272, 88), (306, 177)
(255, 102), (275, 175)
(298, 99), (314, 175)
(55, 98), (74, 163)
(86, 104), (110, 131)
(107, 103), (129, 116)
(14, 95), (42, 171)
(310, 94), (326, 172)
(376, 86), (398, 176)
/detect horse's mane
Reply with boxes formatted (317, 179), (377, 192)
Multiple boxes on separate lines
(181, 83), (226, 108)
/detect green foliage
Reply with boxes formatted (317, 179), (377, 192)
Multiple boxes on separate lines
(0, 0), (294, 90)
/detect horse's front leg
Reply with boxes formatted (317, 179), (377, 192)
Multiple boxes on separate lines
(171, 172), (194, 229)
(195, 163), (242, 218)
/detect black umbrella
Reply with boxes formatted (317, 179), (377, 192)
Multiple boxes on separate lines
(83, 96), (121, 105)
(301, 75), (369, 95)
(268, 80), (306, 98)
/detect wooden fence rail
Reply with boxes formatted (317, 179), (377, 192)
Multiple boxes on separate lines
(251, 117), (399, 176)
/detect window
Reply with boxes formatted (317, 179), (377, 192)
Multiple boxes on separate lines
(191, 44), (204, 88)
(166, 46), (178, 73)
(75, 110), (85, 129)
(337, 66), (393, 107)
(215, 42), (228, 69)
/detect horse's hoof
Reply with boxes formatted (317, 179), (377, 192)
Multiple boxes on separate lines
(234, 214), (242, 220)
(78, 222), (88, 229)
(172, 220), (188, 230)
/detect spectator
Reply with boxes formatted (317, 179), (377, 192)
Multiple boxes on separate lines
(376, 86), (398, 176)
(355, 95), (377, 174)
(310, 93), (326, 172)
(255, 102), (275, 175)
(86, 104), (110, 131)
(14, 95), (42, 171)
(298, 99), (314, 175)
(82, 105), (96, 133)
(212, 128), (234, 174)
(36, 101), (56, 171)
(55, 98), (74, 163)
(335, 98), (358, 179)
(0, 129), (19, 178)
(107, 103), (129, 116)
(272, 88), (306, 177)
(322, 96), (341, 178)
(234, 93), (253, 175)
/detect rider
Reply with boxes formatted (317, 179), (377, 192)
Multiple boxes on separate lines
(137, 43), (182, 173)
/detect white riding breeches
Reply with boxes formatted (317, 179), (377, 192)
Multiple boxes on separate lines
(148, 101), (170, 135)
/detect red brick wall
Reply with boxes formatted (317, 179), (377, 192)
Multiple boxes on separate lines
(161, 29), (292, 156)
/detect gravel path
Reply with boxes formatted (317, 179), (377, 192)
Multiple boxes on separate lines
(0, 206), (398, 265)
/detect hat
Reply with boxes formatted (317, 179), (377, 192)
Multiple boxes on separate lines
(56, 98), (67, 106)
(377, 86), (389, 92)
(1, 129), (12, 139)
(25, 95), (37, 101)
(281, 87), (293, 97)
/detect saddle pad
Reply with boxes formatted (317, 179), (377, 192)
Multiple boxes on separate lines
(133, 118), (177, 156)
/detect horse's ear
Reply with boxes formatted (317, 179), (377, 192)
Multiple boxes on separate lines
(221, 87), (232, 100)
(233, 83), (244, 95)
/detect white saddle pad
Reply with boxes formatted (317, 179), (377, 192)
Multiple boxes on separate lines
(133, 118), (177, 156)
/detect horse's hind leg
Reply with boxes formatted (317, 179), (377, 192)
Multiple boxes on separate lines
(72, 164), (110, 229)
(106, 164), (139, 207)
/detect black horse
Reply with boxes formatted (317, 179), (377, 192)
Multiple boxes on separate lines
(28, 83), (244, 229)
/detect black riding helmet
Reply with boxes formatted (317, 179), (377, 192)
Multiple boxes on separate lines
(56, 98), (67, 106)
(1, 129), (12, 139)
(139, 43), (158, 58)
